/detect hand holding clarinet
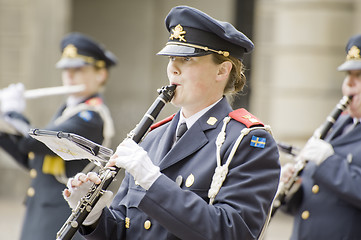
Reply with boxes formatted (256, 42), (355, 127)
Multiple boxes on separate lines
(58, 85), (176, 240)
(272, 95), (353, 217)
(63, 138), (161, 225)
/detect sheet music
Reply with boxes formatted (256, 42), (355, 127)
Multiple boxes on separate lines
(30, 134), (108, 166)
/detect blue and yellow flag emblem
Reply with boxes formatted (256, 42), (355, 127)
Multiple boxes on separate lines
(250, 136), (266, 148)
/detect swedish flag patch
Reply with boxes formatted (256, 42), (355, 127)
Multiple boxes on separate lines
(78, 111), (93, 122)
(250, 136), (266, 148)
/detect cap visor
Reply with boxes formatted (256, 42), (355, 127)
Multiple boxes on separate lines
(55, 58), (89, 69)
(157, 44), (211, 57)
(337, 60), (361, 71)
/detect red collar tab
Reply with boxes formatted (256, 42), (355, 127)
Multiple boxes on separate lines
(229, 108), (264, 128)
(150, 114), (176, 131)
(85, 97), (103, 106)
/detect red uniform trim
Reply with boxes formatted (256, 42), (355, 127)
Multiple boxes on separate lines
(229, 108), (264, 128)
(85, 97), (103, 106)
(150, 113), (176, 131)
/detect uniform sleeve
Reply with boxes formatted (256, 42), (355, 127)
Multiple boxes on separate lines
(0, 112), (30, 168)
(138, 129), (280, 240)
(313, 152), (361, 209)
(279, 184), (304, 215)
(0, 134), (28, 168)
(1, 109), (104, 176)
(19, 110), (104, 155)
(80, 173), (135, 239)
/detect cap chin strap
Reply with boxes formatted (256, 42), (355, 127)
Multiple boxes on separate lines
(166, 42), (229, 57)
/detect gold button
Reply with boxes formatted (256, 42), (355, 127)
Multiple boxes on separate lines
(301, 210), (310, 220)
(144, 220), (151, 230)
(28, 152), (35, 160)
(185, 174), (194, 188)
(29, 169), (37, 178)
(312, 185), (319, 194)
(27, 187), (35, 197)
(175, 175), (183, 187)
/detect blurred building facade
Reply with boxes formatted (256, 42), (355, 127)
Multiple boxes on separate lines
(0, 0), (360, 239)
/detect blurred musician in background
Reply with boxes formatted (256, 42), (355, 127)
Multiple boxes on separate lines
(0, 32), (117, 240)
(62, 6), (280, 240)
(280, 34), (361, 239)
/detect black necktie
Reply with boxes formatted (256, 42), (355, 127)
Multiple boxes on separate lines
(176, 122), (187, 142)
(333, 117), (357, 140)
(352, 119), (360, 130)
(354, 119), (360, 126)
(343, 118), (359, 134)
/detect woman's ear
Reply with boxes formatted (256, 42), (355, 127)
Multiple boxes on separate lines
(216, 61), (232, 82)
(96, 68), (108, 85)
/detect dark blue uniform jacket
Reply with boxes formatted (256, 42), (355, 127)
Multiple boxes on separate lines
(285, 115), (361, 240)
(82, 98), (280, 240)
(0, 94), (106, 240)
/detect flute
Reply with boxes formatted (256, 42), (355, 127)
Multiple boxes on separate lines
(0, 84), (85, 100)
(271, 95), (353, 217)
(25, 85), (86, 99)
(56, 84), (176, 240)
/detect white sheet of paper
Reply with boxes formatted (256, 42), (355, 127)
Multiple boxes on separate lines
(31, 134), (105, 164)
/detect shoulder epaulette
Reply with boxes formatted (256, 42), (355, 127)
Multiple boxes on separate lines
(150, 113), (176, 131)
(229, 108), (264, 128)
(85, 97), (103, 106)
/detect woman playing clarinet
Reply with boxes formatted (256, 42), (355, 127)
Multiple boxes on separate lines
(280, 34), (361, 240)
(63, 6), (280, 240)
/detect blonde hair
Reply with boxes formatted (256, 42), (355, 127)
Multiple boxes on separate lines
(211, 54), (246, 96)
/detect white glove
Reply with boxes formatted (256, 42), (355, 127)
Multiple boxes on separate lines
(280, 163), (295, 184)
(299, 137), (334, 165)
(63, 172), (113, 226)
(111, 138), (161, 190)
(0, 83), (26, 113)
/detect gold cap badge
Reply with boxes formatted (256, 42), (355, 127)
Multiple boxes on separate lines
(62, 44), (78, 58)
(60, 44), (105, 68)
(170, 24), (187, 42)
(347, 46), (361, 60)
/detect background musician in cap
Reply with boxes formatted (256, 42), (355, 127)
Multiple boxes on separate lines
(280, 34), (361, 239)
(0, 32), (117, 240)
(63, 6), (280, 240)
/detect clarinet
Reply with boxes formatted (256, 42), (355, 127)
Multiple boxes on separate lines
(56, 85), (176, 240)
(271, 95), (352, 217)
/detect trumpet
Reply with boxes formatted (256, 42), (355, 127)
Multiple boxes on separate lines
(56, 84), (177, 240)
(0, 84), (85, 100)
(271, 95), (353, 217)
